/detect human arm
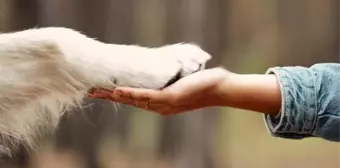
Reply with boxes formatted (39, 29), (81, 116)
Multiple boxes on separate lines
(89, 63), (340, 142)
(89, 68), (282, 115)
(213, 72), (282, 116)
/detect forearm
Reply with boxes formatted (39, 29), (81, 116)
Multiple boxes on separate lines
(214, 71), (282, 116)
(213, 63), (340, 142)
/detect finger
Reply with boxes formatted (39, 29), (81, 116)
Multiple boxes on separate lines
(89, 88), (134, 100)
(134, 100), (148, 109)
(129, 101), (167, 113)
(88, 88), (114, 98)
(142, 103), (179, 116)
(88, 92), (135, 106)
(114, 87), (168, 103)
(109, 96), (135, 106)
(88, 88), (145, 108)
(145, 102), (166, 111)
(89, 87), (173, 110)
(89, 88), (134, 104)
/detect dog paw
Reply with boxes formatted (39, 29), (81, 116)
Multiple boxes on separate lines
(111, 43), (211, 89)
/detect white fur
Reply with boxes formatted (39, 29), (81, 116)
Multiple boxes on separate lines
(0, 27), (211, 157)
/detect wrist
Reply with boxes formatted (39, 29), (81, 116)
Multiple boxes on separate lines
(212, 71), (282, 115)
(207, 68), (235, 106)
(212, 71), (238, 106)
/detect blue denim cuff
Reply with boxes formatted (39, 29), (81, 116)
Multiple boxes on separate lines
(263, 66), (317, 139)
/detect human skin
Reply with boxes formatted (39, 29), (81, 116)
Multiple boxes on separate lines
(88, 67), (282, 116)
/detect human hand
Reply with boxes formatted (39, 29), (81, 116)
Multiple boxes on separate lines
(88, 68), (229, 116)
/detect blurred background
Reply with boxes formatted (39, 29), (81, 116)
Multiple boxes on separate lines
(0, 0), (339, 168)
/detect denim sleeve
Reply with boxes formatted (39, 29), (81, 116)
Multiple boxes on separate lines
(263, 63), (340, 142)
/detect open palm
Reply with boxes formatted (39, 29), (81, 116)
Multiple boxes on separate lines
(89, 68), (229, 115)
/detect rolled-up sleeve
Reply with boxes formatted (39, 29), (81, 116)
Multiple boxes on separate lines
(263, 63), (340, 142)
